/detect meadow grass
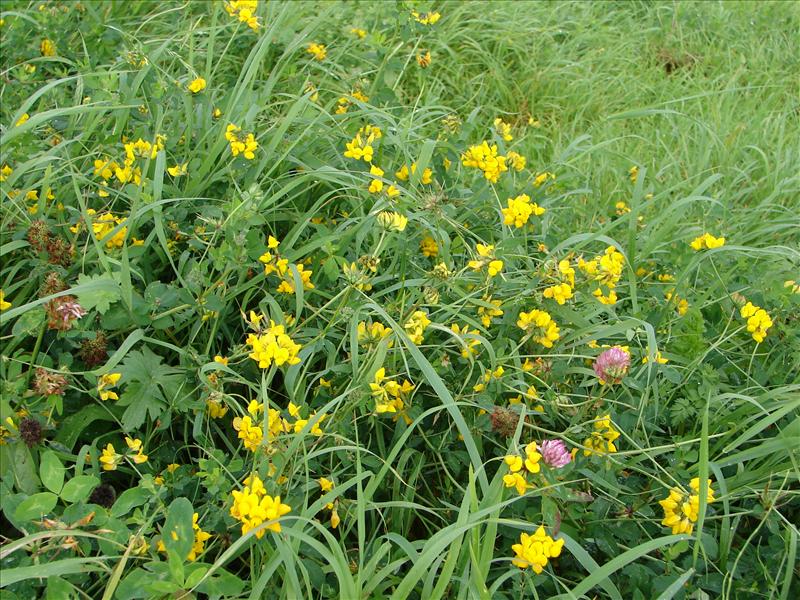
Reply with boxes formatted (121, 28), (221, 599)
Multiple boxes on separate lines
(0, 1), (798, 599)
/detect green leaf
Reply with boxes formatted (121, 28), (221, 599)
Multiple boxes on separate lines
(162, 497), (194, 561)
(75, 273), (121, 314)
(11, 307), (45, 338)
(15, 492), (58, 521)
(61, 475), (99, 503)
(117, 347), (183, 429)
(110, 486), (150, 517)
(1, 442), (41, 495)
(40, 450), (65, 494)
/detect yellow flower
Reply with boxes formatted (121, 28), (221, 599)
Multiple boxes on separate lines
(543, 282), (574, 305)
(0, 164), (13, 182)
(420, 236), (439, 258)
(477, 295), (503, 328)
(468, 243), (503, 278)
(659, 478), (715, 535)
(40, 38), (56, 57)
(213, 355), (229, 366)
(689, 232), (725, 250)
(501, 193), (545, 228)
(461, 141), (507, 183)
(411, 10), (441, 25)
(319, 477), (334, 493)
(187, 77), (206, 93)
(224, 0), (260, 31)
(505, 151), (526, 171)
(0, 290), (11, 311)
(629, 165), (639, 182)
(246, 321), (302, 369)
(493, 117), (513, 142)
(100, 443), (122, 471)
(230, 475), (291, 537)
(404, 311), (431, 345)
(740, 301), (773, 343)
(15, 113), (30, 127)
(232, 415), (263, 452)
(167, 163), (188, 177)
(207, 398), (229, 419)
(368, 164), (384, 193)
(511, 526), (564, 573)
(524, 442), (542, 474)
(377, 211), (408, 232)
(582, 414), (621, 456)
(533, 171), (555, 187)
(417, 50), (431, 68)
(503, 472), (528, 496)
(125, 437), (148, 464)
(642, 349), (668, 364)
(517, 309), (560, 348)
(97, 373), (121, 401)
(504, 454), (523, 472)
(357, 321), (393, 348)
(306, 42), (327, 61)
(225, 123), (258, 159)
(350, 28), (367, 38)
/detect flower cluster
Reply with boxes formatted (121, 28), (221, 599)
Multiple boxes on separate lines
(541, 259), (575, 305)
(582, 414), (621, 456)
(357, 320), (393, 348)
(230, 474), (291, 538)
(501, 193), (545, 228)
(472, 365), (503, 392)
(395, 162), (433, 184)
(593, 346), (631, 384)
(224, 0), (260, 31)
(493, 117), (513, 141)
(517, 309), (560, 348)
(411, 10), (441, 25)
(740, 301), (773, 343)
(187, 77), (206, 93)
(404, 310), (431, 344)
(503, 442), (543, 495)
(306, 42), (327, 61)
(97, 372), (121, 401)
(578, 246), (625, 305)
(100, 437), (148, 471)
(343, 124), (381, 162)
(659, 477), (715, 535)
(511, 526), (565, 574)
(258, 236), (314, 293)
(690, 232), (725, 250)
(225, 123), (258, 159)
(461, 141), (507, 183)
(72, 209), (144, 248)
(468, 243), (503, 278)
(370, 367), (414, 420)
(377, 211), (408, 232)
(477, 295), (503, 327)
(246, 321), (302, 369)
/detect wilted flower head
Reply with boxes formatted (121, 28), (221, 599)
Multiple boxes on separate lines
(539, 439), (572, 468)
(593, 346), (630, 384)
(33, 368), (68, 396)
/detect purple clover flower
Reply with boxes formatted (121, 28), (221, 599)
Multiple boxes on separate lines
(540, 439), (572, 469)
(593, 346), (630, 384)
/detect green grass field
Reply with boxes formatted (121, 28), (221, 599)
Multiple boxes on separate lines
(1, 1), (798, 598)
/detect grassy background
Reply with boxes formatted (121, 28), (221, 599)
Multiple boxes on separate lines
(1, 1), (798, 599)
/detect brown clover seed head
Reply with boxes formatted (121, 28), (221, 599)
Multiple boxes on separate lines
(18, 417), (43, 447)
(79, 332), (109, 368)
(88, 484), (116, 508)
(490, 406), (519, 438)
(33, 368), (68, 396)
(27, 219), (51, 252)
(40, 271), (67, 297)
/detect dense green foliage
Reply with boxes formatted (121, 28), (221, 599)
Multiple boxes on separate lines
(1, 1), (798, 598)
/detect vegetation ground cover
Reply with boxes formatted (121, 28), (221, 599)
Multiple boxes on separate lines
(0, 1), (798, 598)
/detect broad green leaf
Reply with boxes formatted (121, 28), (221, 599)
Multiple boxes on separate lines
(75, 273), (121, 314)
(39, 450), (65, 494)
(15, 492), (58, 521)
(162, 497), (194, 561)
(61, 475), (99, 503)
